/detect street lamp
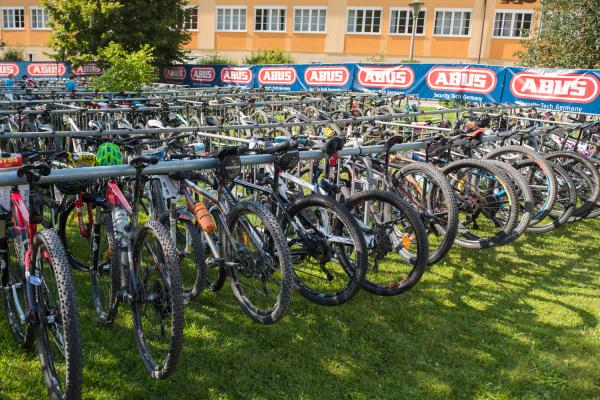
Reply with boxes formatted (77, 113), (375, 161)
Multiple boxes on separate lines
(408, 0), (424, 61)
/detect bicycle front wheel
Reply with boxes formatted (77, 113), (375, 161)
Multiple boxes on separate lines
(32, 229), (82, 400)
(131, 221), (184, 379)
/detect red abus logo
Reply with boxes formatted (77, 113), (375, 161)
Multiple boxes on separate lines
(221, 67), (253, 84)
(72, 64), (103, 76)
(510, 72), (600, 103)
(0, 63), (20, 77)
(304, 66), (350, 86)
(27, 63), (67, 77)
(163, 66), (187, 80)
(426, 67), (497, 94)
(258, 67), (297, 85)
(190, 67), (215, 82)
(357, 65), (414, 89)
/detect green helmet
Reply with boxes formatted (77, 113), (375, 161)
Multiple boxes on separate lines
(95, 142), (122, 166)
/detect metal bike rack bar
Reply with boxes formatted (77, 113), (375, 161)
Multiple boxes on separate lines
(0, 134), (503, 187)
(0, 105), (523, 137)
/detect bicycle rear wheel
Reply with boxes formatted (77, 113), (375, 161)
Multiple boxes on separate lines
(226, 201), (293, 324)
(345, 189), (429, 296)
(282, 194), (368, 306)
(131, 221), (184, 379)
(442, 159), (519, 249)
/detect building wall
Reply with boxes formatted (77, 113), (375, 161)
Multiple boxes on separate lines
(0, 0), (540, 65)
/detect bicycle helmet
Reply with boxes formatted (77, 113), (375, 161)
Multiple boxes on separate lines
(95, 142), (123, 166)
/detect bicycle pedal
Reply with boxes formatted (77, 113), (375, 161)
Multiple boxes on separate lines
(120, 290), (133, 303)
(207, 258), (223, 267)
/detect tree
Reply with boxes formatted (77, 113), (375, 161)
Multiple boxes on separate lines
(0, 47), (25, 61)
(515, 0), (600, 69)
(243, 49), (295, 65)
(42, 0), (190, 67)
(90, 43), (156, 92)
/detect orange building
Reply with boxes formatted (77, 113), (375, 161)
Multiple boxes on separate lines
(0, 0), (540, 65)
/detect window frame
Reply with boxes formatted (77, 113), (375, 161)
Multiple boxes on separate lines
(216, 6), (248, 32)
(29, 7), (51, 30)
(181, 5), (198, 32)
(389, 7), (427, 36)
(254, 6), (287, 33)
(1, 7), (25, 30)
(346, 7), (383, 36)
(432, 8), (472, 37)
(293, 6), (327, 34)
(492, 9), (534, 39)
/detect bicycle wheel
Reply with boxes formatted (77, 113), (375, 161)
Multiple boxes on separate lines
(544, 151), (600, 220)
(484, 145), (557, 225)
(90, 214), (120, 323)
(225, 201), (293, 324)
(442, 159), (519, 249)
(1, 228), (33, 347)
(131, 221), (184, 379)
(32, 229), (82, 400)
(281, 194), (368, 306)
(345, 189), (429, 296)
(58, 197), (94, 271)
(159, 209), (206, 299)
(394, 162), (459, 265)
(525, 161), (576, 234)
(484, 160), (534, 244)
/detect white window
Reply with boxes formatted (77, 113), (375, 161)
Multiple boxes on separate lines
(217, 7), (247, 32)
(434, 9), (471, 36)
(30, 7), (50, 30)
(389, 8), (426, 35)
(493, 11), (533, 38)
(255, 7), (286, 32)
(2, 8), (25, 29)
(294, 7), (326, 33)
(347, 8), (382, 34)
(183, 6), (198, 31)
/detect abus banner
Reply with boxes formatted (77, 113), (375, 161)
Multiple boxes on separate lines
(296, 64), (355, 91)
(257, 66), (298, 90)
(0, 62), (20, 78)
(503, 68), (600, 113)
(190, 66), (217, 85)
(26, 62), (69, 79)
(160, 66), (188, 83)
(220, 67), (254, 86)
(353, 64), (416, 92)
(72, 64), (104, 76)
(415, 64), (505, 103)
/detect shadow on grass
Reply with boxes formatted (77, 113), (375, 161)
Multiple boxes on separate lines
(1, 219), (600, 399)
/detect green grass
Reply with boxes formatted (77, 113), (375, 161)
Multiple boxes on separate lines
(2, 218), (600, 399)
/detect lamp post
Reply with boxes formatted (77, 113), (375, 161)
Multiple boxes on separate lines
(408, 0), (424, 61)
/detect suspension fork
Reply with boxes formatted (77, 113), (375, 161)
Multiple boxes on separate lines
(74, 194), (94, 237)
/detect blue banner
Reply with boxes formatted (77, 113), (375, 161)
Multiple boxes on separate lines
(501, 67), (600, 114)
(414, 64), (506, 104)
(0, 61), (70, 80)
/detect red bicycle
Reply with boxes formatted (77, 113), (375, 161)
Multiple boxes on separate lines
(0, 155), (82, 399)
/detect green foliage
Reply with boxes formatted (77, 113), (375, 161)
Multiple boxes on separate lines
(0, 47), (25, 61)
(365, 53), (385, 63)
(2, 214), (600, 399)
(90, 43), (156, 92)
(42, 0), (190, 67)
(515, 0), (600, 69)
(242, 49), (295, 65)
(195, 54), (237, 65)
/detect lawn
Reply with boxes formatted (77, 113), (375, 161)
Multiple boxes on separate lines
(1, 217), (600, 399)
